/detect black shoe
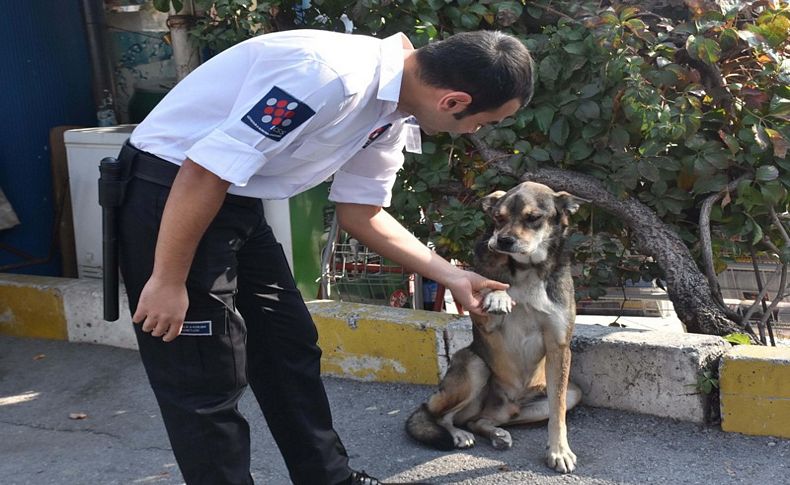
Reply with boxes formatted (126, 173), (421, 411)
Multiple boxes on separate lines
(347, 470), (433, 485)
(348, 470), (384, 485)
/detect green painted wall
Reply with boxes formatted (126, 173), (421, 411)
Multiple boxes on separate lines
(289, 183), (333, 299)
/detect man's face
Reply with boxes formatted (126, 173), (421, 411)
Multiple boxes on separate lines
(416, 98), (522, 136)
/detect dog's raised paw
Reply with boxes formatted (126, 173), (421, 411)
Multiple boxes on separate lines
(483, 290), (513, 314)
(451, 429), (476, 449)
(546, 445), (577, 473)
(490, 428), (512, 449)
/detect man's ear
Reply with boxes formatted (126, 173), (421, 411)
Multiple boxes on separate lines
(438, 91), (472, 114)
(481, 190), (506, 215)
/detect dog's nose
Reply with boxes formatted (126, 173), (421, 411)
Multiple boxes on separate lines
(497, 235), (516, 249)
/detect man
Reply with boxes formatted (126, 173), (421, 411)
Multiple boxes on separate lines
(118, 28), (534, 485)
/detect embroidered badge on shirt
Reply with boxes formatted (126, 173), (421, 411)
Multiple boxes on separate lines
(362, 123), (392, 149)
(242, 86), (315, 142)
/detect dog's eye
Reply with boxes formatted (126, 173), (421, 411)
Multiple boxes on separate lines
(524, 213), (542, 223)
(493, 214), (506, 224)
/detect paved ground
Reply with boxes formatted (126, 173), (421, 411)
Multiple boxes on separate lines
(1, 335), (787, 485)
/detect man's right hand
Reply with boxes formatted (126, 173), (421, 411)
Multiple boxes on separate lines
(133, 277), (189, 342)
(131, 158), (230, 343)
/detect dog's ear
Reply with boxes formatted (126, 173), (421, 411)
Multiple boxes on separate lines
(481, 190), (507, 215)
(554, 191), (586, 215)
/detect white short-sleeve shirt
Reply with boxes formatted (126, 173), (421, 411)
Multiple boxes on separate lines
(130, 30), (412, 207)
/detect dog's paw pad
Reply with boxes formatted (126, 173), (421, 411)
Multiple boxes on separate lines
(490, 429), (512, 449)
(546, 446), (577, 473)
(483, 291), (512, 314)
(451, 430), (476, 449)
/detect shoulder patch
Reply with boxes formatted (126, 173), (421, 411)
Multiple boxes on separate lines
(242, 86), (315, 142)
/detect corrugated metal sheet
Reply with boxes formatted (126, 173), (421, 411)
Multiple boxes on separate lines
(0, 2), (96, 275)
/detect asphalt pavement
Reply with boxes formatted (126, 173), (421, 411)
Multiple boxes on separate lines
(0, 335), (787, 485)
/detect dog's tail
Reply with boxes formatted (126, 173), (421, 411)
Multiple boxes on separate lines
(405, 404), (455, 451)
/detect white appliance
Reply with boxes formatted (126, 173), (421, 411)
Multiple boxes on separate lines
(63, 125), (294, 279)
(64, 125), (136, 278)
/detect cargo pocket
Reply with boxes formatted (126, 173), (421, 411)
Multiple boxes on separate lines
(178, 305), (247, 393)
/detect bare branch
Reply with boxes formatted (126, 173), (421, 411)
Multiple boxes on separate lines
(769, 205), (790, 246)
(758, 262), (787, 346)
(699, 177), (748, 307)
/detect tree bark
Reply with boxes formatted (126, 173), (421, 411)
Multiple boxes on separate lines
(469, 135), (749, 337)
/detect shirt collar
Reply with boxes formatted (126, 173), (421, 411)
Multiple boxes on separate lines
(378, 33), (412, 104)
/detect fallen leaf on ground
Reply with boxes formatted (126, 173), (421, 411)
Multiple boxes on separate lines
(68, 413), (88, 420)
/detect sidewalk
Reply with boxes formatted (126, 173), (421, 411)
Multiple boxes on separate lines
(1, 335), (787, 485)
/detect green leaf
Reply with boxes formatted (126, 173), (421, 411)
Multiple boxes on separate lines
(569, 140), (594, 161)
(609, 126), (630, 150)
(579, 83), (601, 99)
(756, 165), (779, 182)
(421, 142), (437, 155)
(692, 173), (728, 194)
(724, 333), (752, 345)
(534, 106), (555, 134)
(719, 27), (739, 51)
(550, 118), (570, 145)
(719, 131), (741, 155)
(686, 35), (721, 65)
(638, 160), (661, 182)
(751, 222), (763, 246)
(514, 140), (532, 154)
(760, 182), (787, 204)
(639, 139), (666, 157)
(530, 147), (551, 162)
(702, 149), (731, 170)
(575, 100), (601, 122)
(539, 56), (561, 82)
(753, 125), (770, 150)
(153, 0), (171, 12)
(563, 42), (586, 55)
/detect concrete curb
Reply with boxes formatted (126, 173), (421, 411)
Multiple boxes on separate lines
(3, 274), (786, 432)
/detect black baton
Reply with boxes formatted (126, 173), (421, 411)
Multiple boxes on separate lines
(98, 156), (123, 321)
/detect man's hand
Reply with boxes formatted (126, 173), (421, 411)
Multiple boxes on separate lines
(133, 277), (189, 342)
(444, 269), (509, 316)
(132, 158), (230, 343)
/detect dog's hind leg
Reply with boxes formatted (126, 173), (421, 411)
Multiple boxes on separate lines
(466, 416), (513, 450)
(407, 349), (489, 449)
(509, 381), (582, 425)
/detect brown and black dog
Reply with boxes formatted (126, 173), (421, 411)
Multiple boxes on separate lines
(406, 181), (584, 473)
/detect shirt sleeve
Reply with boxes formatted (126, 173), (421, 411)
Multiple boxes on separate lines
(329, 120), (407, 207)
(182, 43), (346, 187)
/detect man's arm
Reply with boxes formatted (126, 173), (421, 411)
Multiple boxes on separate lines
(133, 158), (231, 342)
(335, 202), (507, 314)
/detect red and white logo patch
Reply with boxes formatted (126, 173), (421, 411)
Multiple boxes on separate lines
(242, 86), (315, 142)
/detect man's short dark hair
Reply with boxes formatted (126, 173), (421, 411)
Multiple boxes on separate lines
(415, 31), (535, 119)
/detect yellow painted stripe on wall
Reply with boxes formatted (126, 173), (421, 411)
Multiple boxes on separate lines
(315, 314), (440, 385)
(720, 345), (790, 438)
(0, 285), (68, 340)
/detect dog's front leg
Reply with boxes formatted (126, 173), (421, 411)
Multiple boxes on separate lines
(544, 336), (576, 473)
(473, 290), (513, 333)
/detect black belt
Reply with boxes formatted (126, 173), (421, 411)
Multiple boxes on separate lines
(120, 141), (260, 208)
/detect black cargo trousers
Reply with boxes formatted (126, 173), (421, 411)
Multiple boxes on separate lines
(117, 143), (351, 485)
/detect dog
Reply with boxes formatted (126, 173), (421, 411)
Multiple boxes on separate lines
(406, 181), (584, 473)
